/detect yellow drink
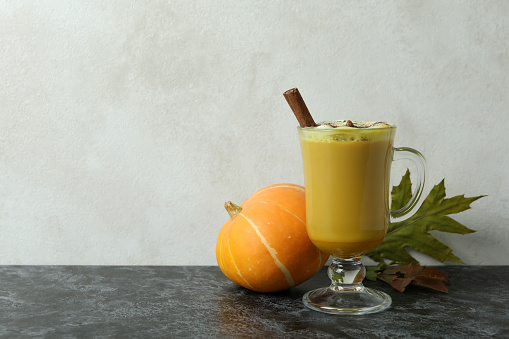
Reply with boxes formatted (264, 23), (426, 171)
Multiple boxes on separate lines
(299, 123), (396, 258)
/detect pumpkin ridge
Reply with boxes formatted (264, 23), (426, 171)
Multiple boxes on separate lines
(239, 212), (296, 288)
(227, 237), (255, 290)
(257, 201), (324, 276)
(220, 228), (235, 283)
(258, 201), (305, 225)
(254, 184), (304, 196)
(316, 248), (323, 273)
(218, 226), (228, 272)
(217, 230), (224, 272)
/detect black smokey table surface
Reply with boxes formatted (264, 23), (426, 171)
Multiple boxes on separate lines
(0, 266), (507, 338)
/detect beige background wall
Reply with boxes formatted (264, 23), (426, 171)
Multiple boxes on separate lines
(1, 1), (507, 265)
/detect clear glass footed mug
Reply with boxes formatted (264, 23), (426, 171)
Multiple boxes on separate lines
(298, 123), (425, 315)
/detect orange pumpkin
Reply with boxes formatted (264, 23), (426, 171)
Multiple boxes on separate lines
(216, 183), (329, 292)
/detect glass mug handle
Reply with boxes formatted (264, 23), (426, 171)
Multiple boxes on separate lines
(390, 147), (427, 220)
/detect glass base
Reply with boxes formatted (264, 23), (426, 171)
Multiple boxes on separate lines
(303, 286), (391, 315)
(303, 256), (391, 315)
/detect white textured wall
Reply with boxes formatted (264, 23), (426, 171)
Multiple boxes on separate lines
(1, 1), (507, 265)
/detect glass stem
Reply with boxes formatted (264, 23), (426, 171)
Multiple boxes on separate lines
(328, 256), (365, 292)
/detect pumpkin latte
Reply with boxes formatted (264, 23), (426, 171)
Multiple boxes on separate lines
(299, 121), (395, 258)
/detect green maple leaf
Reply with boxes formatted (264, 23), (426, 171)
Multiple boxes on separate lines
(365, 169), (485, 265)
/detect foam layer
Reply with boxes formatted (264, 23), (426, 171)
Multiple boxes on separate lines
(315, 120), (394, 129)
(299, 120), (395, 143)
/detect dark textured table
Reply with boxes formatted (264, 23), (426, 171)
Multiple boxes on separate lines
(0, 266), (507, 338)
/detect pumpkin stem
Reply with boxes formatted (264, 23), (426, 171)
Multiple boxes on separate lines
(224, 201), (242, 219)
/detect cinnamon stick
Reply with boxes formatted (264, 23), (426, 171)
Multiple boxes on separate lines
(283, 88), (316, 127)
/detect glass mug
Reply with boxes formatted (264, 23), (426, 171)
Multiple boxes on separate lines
(298, 123), (425, 315)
